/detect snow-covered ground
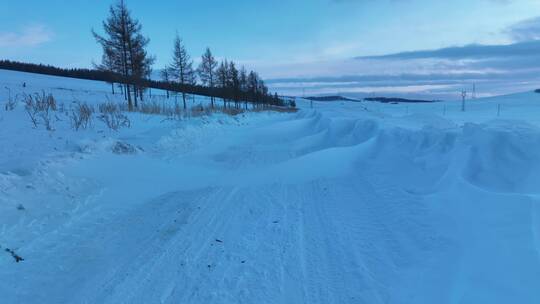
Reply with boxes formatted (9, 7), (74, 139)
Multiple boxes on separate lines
(1, 69), (540, 303)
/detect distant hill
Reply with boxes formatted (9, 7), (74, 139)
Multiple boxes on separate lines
(305, 96), (361, 102)
(364, 97), (439, 103)
(304, 95), (441, 103)
(535, 89), (540, 93)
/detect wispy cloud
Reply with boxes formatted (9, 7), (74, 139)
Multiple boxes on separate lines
(0, 25), (54, 48)
(506, 16), (540, 42)
(356, 40), (540, 60)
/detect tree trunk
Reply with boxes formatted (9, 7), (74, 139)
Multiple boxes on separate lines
(127, 84), (133, 111)
(133, 85), (138, 109)
(182, 92), (187, 110)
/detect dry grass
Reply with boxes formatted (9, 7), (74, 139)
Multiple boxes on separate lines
(23, 91), (58, 130)
(17, 91), (296, 134)
(98, 102), (131, 131)
(252, 106), (298, 113)
(4, 94), (18, 111)
(70, 102), (94, 130)
(113, 96), (296, 118)
(221, 107), (245, 116)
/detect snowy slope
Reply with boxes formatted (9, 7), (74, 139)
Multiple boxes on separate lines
(1, 70), (540, 303)
(0, 69), (213, 108)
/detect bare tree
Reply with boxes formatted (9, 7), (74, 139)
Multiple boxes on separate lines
(227, 62), (240, 108)
(247, 70), (259, 106)
(160, 69), (171, 99)
(239, 66), (248, 109)
(167, 33), (195, 110)
(93, 0), (153, 110)
(217, 60), (229, 108)
(197, 48), (218, 108)
(130, 32), (155, 105)
(95, 49), (119, 96)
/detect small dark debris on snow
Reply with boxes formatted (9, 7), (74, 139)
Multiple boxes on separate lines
(215, 239), (223, 243)
(272, 220), (279, 224)
(5, 248), (24, 263)
(111, 141), (137, 155)
(241, 260), (246, 264)
(16, 204), (25, 211)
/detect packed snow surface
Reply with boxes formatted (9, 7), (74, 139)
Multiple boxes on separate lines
(1, 69), (540, 303)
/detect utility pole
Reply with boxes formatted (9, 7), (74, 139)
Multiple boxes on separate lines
(461, 90), (467, 112)
(472, 83), (476, 99)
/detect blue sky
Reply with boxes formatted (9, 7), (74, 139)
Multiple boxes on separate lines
(2, 0), (540, 97)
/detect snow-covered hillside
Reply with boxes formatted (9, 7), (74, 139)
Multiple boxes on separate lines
(0, 69), (213, 109)
(1, 69), (539, 303)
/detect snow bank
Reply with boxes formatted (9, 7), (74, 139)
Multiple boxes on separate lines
(461, 122), (540, 194)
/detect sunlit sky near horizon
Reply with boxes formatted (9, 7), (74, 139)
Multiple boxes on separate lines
(2, 0), (540, 97)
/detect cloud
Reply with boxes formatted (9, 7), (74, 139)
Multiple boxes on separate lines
(0, 25), (54, 48)
(506, 16), (540, 42)
(355, 40), (540, 60)
(489, 0), (513, 3)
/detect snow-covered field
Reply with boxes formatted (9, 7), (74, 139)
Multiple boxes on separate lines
(1, 69), (540, 303)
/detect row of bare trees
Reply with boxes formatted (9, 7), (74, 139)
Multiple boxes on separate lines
(93, 0), (287, 111)
(165, 40), (277, 110)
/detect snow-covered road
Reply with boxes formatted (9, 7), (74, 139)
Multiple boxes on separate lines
(5, 110), (421, 303)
